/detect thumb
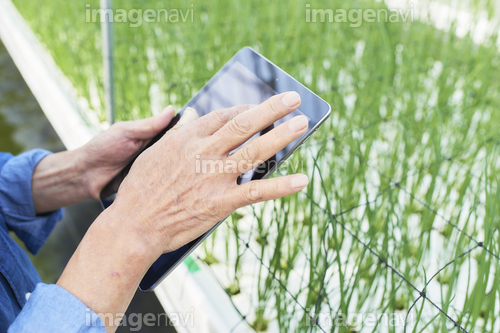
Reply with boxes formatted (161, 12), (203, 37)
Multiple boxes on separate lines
(125, 106), (176, 139)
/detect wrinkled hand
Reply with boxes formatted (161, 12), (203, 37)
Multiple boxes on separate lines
(109, 92), (310, 255)
(79, 107), (176, 199)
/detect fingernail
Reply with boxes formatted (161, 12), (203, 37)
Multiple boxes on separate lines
(164, 105), (175, 114)
(281, 91), (301, 108)
(289, 115), (309, 132)
(158, 106), (174, 116)
(291, 174), (309, 190)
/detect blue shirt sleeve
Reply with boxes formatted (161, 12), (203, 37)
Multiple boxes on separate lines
(0, 149), (64, 254)
(8, 283), (105, 332)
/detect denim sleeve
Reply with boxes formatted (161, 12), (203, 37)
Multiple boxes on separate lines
(8, 283), (105, 332)
(0, 149), (64, 255)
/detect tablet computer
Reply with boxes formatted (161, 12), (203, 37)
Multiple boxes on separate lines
(99, 47), (331, 291)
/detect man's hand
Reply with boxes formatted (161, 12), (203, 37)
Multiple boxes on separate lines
(31, 107), (175, 213)
(57, 92), (309, 332)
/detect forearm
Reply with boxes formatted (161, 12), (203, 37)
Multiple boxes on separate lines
(31, 149), (91, 214)
(56, 208), (155, 332)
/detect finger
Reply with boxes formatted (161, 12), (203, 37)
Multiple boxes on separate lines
(195, 104), (254, 135)
(213, 92), (301, 153)
(124, 106), (175, 139)
(174, 107), (199, 129)
(228, 115), (309, 174)
(229, 174), (309, 208)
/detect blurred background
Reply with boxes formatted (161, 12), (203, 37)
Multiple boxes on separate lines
(1, 0), (499, 332)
